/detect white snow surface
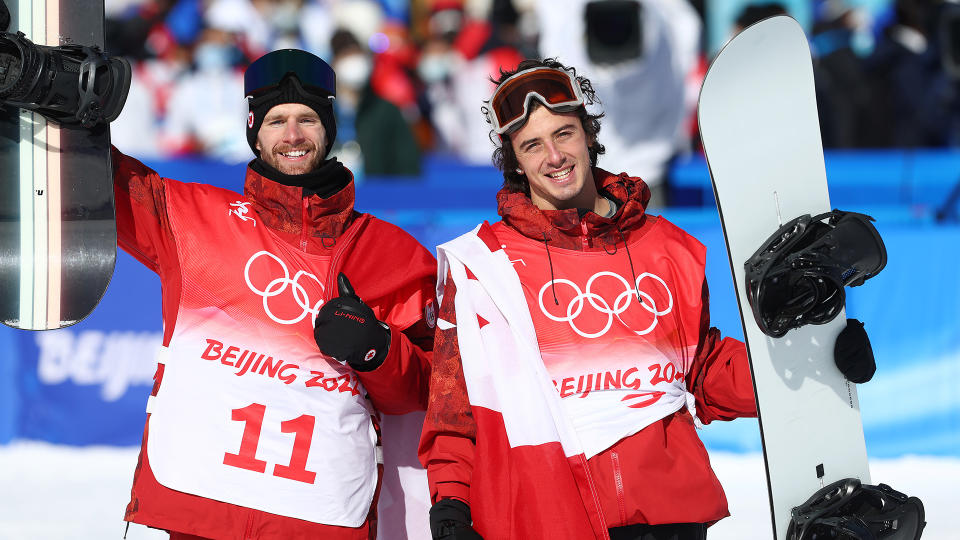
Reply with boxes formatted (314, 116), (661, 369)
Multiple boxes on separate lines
(0, 442), (956, 539)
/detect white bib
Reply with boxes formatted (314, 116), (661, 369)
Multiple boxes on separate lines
(147, 327), (378, 526)
(497, 223), (702, 458)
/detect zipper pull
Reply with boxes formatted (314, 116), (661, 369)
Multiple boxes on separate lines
(300, 197), (309, 251)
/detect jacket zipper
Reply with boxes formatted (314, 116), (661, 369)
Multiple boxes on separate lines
(580, 219), (590, 251)
(325, 215), (368, 297)
(611, 450), (628, 526)
(300, 197), (309, 251)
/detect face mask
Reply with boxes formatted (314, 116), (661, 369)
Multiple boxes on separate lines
(335, 54), (372, 90)
(195, 43), (234, 71)
(418, 53), (452, 83)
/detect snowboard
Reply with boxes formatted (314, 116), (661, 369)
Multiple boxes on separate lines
(0, 0), (116, 330)
(697, 16), (870, 539)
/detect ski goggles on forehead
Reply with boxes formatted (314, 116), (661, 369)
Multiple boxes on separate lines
(485, 67), (585, 135)
(244, 49), (336, 97)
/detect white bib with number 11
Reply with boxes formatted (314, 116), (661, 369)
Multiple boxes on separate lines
(146, 330), (378, 527)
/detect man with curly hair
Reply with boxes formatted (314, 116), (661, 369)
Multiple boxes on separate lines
(417, 58), (757, 540)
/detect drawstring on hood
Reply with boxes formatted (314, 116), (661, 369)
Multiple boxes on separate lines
(602, 236), (617, 255)
(542, 232), (560, 306)
(541, 220), (644, 307)
(618, 223), (643, 305)
(497, 168), (651, 250)
(497, 168), (654, 307)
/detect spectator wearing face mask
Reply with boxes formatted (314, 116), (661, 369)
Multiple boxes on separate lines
(416, 7), (467, 156)
(161, 26), (251, 162)
(205, 0), (332, 58)
(414, 0), (524, 165)
(330, 28), (421, 178)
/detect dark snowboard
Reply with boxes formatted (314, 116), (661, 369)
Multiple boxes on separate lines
(0, 0), (116, 330)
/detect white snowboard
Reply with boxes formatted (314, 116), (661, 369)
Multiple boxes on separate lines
(697, 16), (870, 539)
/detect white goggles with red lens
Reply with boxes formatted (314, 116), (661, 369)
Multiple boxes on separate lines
(484, 67), (586, 135)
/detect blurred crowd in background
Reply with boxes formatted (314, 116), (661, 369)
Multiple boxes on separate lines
(104, 0), (960, 192)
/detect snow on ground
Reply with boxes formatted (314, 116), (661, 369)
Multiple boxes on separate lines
(707, 452), (960, 540)
(0, 442), (956, 539)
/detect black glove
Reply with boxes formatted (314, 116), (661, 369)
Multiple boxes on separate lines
(313, 273), (390, 371)
(429, 499), (483, 540)
(834, 318), (876, 383)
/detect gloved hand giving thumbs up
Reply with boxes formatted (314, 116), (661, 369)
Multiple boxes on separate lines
(313, 273), (391, 371)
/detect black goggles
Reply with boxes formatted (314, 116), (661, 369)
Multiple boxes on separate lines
(244, 49), (336, 98)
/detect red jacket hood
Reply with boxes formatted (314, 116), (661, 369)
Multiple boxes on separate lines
(496, 167), (654, 250)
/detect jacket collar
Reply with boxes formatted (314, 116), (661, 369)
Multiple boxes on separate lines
(243, 161), (357, 241)
(496, 167), (652, 250)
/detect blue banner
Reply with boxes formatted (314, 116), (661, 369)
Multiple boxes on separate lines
(3, 251), (162, 446)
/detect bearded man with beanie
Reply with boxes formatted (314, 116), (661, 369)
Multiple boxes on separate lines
(107, 48), (434, 539)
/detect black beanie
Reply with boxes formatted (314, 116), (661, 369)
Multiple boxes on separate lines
(246, 75), (337, 158)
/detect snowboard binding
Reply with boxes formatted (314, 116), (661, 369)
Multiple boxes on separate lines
(787, 478), (925, 540)
(0, 30), (131, 127)
(745, 210), (887, 338)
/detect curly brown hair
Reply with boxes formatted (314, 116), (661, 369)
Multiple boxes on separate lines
(485, 58), (605, 194)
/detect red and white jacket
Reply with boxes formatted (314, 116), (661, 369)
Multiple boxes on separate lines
(419, 169), (756, 538)
(113, 149), (436, 539)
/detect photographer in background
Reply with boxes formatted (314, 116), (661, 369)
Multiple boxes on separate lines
(536, 0), (702, 207)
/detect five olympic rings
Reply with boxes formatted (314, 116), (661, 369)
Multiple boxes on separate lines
(538, 271), (674, 338)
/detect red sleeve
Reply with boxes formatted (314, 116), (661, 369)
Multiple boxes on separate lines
(417, 269), (476, 505)
(353, 241), (437, 415)
(112, 147), (184, 345)
(111, 146), (178, 273)
(353, 317), (433, 415)
(686, 279), (758, 424)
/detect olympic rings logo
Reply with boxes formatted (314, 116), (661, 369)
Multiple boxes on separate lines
(538, 271), (673, 338)
(245, 251), (325, 325)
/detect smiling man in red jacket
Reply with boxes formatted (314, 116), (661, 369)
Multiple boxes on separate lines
(110, 49), (437, 539)
(418, 58), (757, 540)
(0, 30), (437, 536)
